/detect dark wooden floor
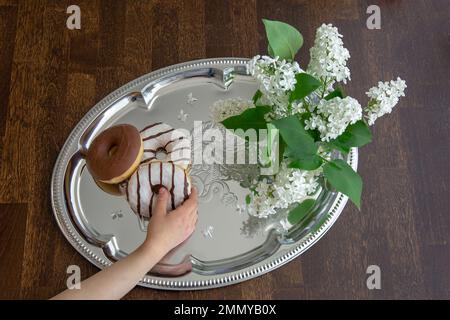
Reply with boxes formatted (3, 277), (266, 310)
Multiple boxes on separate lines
(0, 0), (449, 300)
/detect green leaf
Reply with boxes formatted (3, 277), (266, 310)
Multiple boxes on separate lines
(310, 210), (332, 233)
(278, 138), (286, 161)
(260, 122), (279, 166)
(299, 113), (321, 142)
(263, 19), (303, 60)
(252, 90), (263, 105)
(266, 122), (277, 156)
(324, 87), (346, 100)
(245, 194), (251, 205)
(288, 155), (323, 170)
(328, 120), (372, 154)
(288, 199), (315, 225)
(290, 73), (322, 102)
(323, 159), (362, 209)
(221, 106), (271, 132)
(271, 115), (317, 160)
(268, 45), (274, 57)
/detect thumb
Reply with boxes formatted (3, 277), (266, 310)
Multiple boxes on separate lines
(153, 187), (168, 216)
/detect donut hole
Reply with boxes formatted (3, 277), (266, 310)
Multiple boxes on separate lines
(108, 144), (119, 157)
(152, 184), (165, 194)
(155, 148), (168, 160)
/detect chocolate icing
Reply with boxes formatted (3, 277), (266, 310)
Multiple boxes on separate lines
(170, 163), (175, 210)
(140, 123), (191, 170)
(142, 128), (175, 141)
(86, 124), (142, 181)
(148, 164), (154, 216)
(140, 122), (163, 133)
(127, 162), (190, 218)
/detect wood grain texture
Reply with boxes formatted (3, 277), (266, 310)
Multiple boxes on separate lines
(0, 204), (27, 299)
(0, 0), (449, 299)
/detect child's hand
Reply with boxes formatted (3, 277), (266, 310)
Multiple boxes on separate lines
(142, 187), (198, 257)
(53, 187), (198, 300)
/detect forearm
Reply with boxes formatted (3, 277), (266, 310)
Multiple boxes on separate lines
(52, 243), (165, 300)
(52, 188), (197, 300)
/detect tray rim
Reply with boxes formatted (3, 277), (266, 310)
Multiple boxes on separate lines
(51, 57), (358, 290)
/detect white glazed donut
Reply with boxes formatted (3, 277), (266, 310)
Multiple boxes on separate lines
(125, 161), (191, 218)
(140, 122), (191, 169)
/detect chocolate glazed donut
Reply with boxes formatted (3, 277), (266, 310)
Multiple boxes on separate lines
(86, 124), (144, 184)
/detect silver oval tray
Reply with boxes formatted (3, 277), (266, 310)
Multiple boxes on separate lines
(51, 58), (358, 290)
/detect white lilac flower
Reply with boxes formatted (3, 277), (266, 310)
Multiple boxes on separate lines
(246, 161), (321, 218)
(291, 101), (307, 114)
(210, 98), (254, 123)
(248, 55), (301, 118)
(307, 23), (351, 85)
(365, 77), (407, 125)
(305, 96), (362, 142)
